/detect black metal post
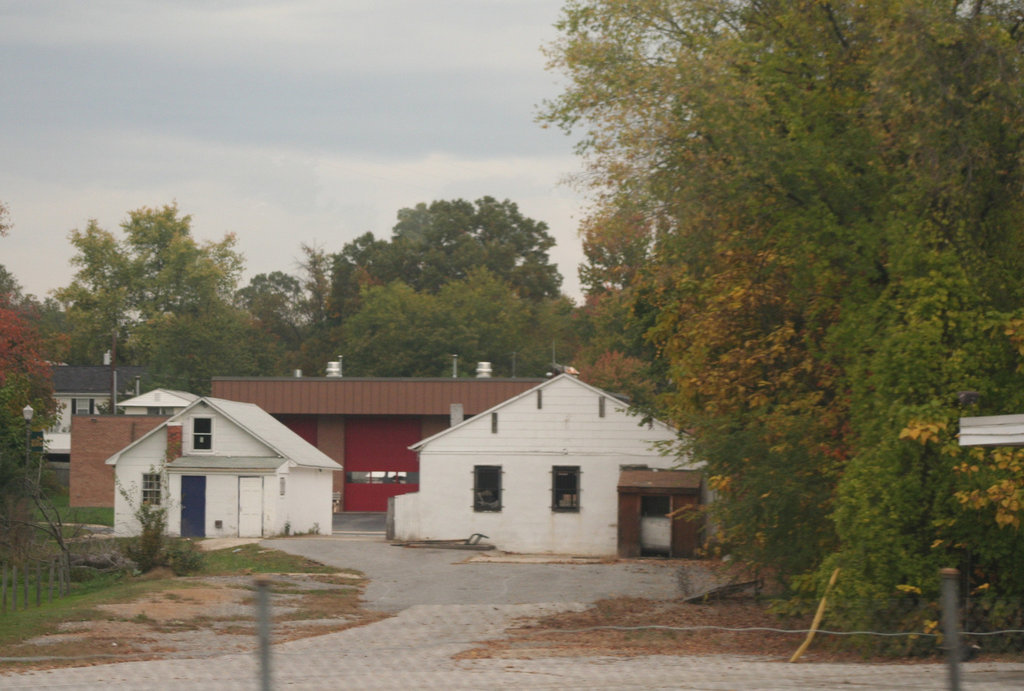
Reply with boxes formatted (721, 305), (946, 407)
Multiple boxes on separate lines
(941, 568), (962, 691)
(255, 576), (272, 691)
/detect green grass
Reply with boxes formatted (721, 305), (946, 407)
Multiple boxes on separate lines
(199, 543), (346, 575)
(34, 493), (114, 527)
(0, 571), (173, 648)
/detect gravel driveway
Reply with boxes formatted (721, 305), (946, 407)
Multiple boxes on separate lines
(267, 535), (685, 610)
(5, 534), (1024, 689)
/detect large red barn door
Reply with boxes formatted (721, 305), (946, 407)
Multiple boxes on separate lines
(343, 417), (421, 512)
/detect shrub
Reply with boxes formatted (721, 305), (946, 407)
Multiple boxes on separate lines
(165, 539), (205, 575)
(122, 501), (167, 572)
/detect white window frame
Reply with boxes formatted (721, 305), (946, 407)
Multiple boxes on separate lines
(191, 416), (214, 453)
(141, 473), (162, 506)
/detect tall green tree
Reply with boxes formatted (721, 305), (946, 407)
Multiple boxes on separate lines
(337, 269), (573, 378)
(546, 0), (1024, 610)
(330, 196), (563, 310)
(56, 204), (264, 393)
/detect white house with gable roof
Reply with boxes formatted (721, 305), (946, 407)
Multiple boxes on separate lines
(107, 397), (340, 538)
(392, 374), (705, 557)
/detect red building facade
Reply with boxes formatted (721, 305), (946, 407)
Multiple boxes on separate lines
(211, 377), (542, 512)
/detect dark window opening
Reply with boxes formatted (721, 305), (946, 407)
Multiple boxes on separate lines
(474, 465), (502, 512)
(641, 495), (671, 516)
(193, 417), (212, 450)
(599, 397), (606, 418)
(537, 390), (543, 409)
(552, 466), (580, 511)
(491, 412), (498, 433)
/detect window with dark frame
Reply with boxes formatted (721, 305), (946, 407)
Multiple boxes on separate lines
(142, 473), (161, 505)
(193, 417), (212, 450)
(552, 466), (580, 511)
(473, 465), (502, 512)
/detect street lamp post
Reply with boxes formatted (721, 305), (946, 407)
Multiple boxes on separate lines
(22, 404), (33, 468)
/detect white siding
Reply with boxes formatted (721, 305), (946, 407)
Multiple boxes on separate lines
(183, 408), (273, 456)
(394, 376), (691, 556)
(279, 466), (333, 535)
(112, 430), (168, 536)
(112, 399), (336, 538)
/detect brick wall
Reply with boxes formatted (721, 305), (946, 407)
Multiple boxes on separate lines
(70, 415), (166, 507)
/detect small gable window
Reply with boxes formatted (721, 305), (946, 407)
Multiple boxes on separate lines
(193, 417), (213, 451)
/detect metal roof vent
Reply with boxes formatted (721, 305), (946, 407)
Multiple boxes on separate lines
(293, 369), (302, 378)
(326, 360), (342, 378)
(476, 362), (492, 378)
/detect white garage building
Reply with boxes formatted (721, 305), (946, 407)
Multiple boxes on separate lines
(107, 397), (340, 538)
(393, 374), (704, 557)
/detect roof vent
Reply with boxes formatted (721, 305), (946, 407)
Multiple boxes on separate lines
(293, 369), (302, 378)
(326, 361), (342, 378)
(476, 362), (492, 378)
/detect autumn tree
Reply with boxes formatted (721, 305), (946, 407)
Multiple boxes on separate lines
(546, 0), (1024, 615)
(0, 292), (57, 561)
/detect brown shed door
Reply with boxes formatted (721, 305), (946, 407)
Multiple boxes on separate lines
(670, 494), (700, 558)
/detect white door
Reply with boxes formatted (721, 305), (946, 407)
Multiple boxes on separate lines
(238, 476), (264, 537)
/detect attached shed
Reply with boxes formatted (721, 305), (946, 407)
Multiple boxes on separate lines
(392, 374), (704, 556)
(617, 469), (703, 558)
(107, 397), (341, 538)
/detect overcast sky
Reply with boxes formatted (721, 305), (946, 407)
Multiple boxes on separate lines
(0, 0), (586, 302)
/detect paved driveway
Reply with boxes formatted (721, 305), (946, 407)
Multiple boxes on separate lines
(5, 535), (1024, 689)
(269, 535), (682, 611)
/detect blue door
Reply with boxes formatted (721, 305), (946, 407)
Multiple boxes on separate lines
(180, 475), (207, 538)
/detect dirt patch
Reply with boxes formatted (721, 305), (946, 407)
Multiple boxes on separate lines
(2, 573), (388, 672)
(97, 586), (253, 623)
(457, 596), (815, 661)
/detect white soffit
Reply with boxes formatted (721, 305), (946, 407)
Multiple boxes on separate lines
(959, 414), (1024, 447)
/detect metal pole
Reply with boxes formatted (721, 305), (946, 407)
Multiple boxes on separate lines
(255, 576), (272, 691)
(941, 568), (962, 691)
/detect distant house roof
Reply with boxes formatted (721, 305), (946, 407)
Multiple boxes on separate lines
(118, 389), (198, 410)
(106, 396), (341, 471)
(53, 365), (147, 394)
(211, 377), (545, 416)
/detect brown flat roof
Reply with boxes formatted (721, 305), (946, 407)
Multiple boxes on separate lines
(618, 469), (702, 491)
(211, 377), (544, 416)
